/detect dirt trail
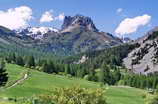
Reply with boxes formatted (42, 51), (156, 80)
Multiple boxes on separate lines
(6, 73), (28, 89)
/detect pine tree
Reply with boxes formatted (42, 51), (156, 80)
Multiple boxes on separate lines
(10, 53), (16, 63)
(47, 60), (55, 73)
(99, 64), (111, 84)
(42, 62), (49, 73)
(88, 69), (97, 81)
(152, 77), (157, 89)
(26, 56), (35, 68)
(76, 69), (85, 78)
(112, 69), (121, 84)
(0, 60), (8, 86)
(16, 56), (24, 66)
(65, 64), (70, 74)
(99, 67), (105, 83)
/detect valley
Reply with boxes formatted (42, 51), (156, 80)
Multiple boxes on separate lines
(0, 2), (157, 103)
(0, 64), (145, 104)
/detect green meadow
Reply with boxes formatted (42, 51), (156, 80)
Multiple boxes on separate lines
(0, 64), (145, 104)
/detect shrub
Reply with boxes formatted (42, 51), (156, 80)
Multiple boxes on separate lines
(18, 86), (107, 104)
(39, 86), (107, 104)
(146, 95), (158, 104)
(145, 93), (158, 104)
(66, 74), (72, 78)
(83, 74), (89, 80)
(117, 80), (125, 85)
(58, 72), (66, 76)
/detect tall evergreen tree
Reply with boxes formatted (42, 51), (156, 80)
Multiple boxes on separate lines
(10, 53), (16, 63)
(16, 56), (24, 66)
(42, 62), (49, 73)
(88, 69), (97, 81)
(0, 60), (8, 86)
(99, 67), (106, 83)
(26, 56), (35, 68)
(47, 60), (55, 73)
(99, 63), (111, 84)
(112, 69), (121, 84)
(65, 64), (70, 74)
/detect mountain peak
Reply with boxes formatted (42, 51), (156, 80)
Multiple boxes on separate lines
(61, 14), (98, 32)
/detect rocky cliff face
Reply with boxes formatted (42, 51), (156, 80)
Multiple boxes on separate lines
(61, 14), (98, 32)
(123, 27), (158, 74)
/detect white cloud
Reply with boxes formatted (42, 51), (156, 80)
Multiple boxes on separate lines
(40, 11), (54, 23)
(0, 6), (32, 30)
(40, 11), (65, 23)
(115, 14), (151, 36)
(55, 13), (65, 21)
(117, 8), (123, 14)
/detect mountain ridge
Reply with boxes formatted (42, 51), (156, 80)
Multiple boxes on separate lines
(0, 14), (122, 56)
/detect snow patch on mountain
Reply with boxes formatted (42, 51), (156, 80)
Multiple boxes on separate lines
(28, 27), (59, 35)
(16, 27), (59, 39)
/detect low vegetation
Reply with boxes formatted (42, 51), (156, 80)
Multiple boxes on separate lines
(0, 64), (146, 104)
(18, 86), (107, 104)
(0, 43), (155, 104)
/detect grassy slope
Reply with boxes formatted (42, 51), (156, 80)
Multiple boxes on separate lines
(0, 64), (145, 104)
(6, 64), (27, 84)
(107, 86), (145, 104)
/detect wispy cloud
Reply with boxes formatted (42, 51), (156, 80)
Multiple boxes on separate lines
(116, 8), (123, 14)
(55, 13), (65, 21)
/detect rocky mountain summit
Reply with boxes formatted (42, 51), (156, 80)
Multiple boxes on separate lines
(61, 14), (98, 32)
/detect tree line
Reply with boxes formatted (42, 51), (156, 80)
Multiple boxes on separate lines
(2, 43), (158, 90)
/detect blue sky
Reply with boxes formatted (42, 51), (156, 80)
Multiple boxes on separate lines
(0, 0), (157, 39)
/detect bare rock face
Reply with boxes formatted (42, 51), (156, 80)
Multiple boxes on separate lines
(123, 27), (158, 74)
(61, 14), (98, 32)
(74, 55), (88, 64)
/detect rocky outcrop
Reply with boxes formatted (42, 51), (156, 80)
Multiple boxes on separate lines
(61, 14), (98, 32)
(123, 28), (158, 74)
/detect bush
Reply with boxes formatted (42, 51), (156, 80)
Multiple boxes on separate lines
(145, 93), (158, 104)
(83, 74), (89, 80)
(146, 96), (158, 104)
(117, 80), (125, 85)
(35, 66), (41, 71)
(31, 66), (35, 69)
(58, 72), (66, 76)
(19, 86), (107, 104)
(141, 93), (147, 99)
(38, 86), (107, 104)
(66, 74), (72, 78)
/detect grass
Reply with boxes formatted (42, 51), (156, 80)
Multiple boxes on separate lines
(106, 86), (145, 104)
(0, 101), (15, 104)
(6, 64), (26, 82)
(0, 64), (145, 104)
